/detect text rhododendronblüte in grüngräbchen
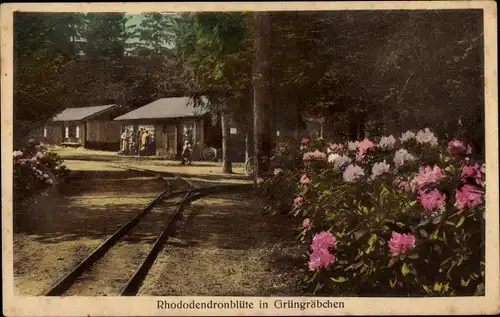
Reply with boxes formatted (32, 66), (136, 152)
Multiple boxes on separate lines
(343, 164), (365, 182)
(393, 148), (415, 168)
(415, 128), (438, 146)
(418, 189), (447, 212)
(400, 130), (416, 143)
(371, 160), (391, 180)
(454, 184), (483, 210)
(388, 232), (416, 256)
(378, 135), (397, 150)
(410, 165), (443, 192)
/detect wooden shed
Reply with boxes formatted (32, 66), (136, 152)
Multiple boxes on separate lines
(114, 97), (221, 158)
(42, 104), (124, 151)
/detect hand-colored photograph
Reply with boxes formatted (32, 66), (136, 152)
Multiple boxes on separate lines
(2, 1), (498, 316)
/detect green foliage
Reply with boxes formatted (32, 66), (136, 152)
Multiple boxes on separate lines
(13, 144), (69, 205)
(259, 131), (485, 296)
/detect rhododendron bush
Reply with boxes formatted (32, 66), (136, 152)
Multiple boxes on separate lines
(13, 144), (69, 203)
(258, 129), (485, 296)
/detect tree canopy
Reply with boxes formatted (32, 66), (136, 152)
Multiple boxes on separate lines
(14, 10), (485, 153)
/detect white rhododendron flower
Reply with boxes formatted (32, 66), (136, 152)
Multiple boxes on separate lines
(378, 135), (396, 150)
(415, 128), (438, 146)
(347, 141), (360, 151)
(328, 153), (340, 163)
(393, 149), (415, 168)
(342, 164), (365, 182)
(332, 155), (352, 170)
(371, 160), (391, 180)
(399, 131), (416, 143)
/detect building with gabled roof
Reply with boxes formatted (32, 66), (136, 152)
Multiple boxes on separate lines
(39, 104), (126, 151)
(114, 96), (222, 158)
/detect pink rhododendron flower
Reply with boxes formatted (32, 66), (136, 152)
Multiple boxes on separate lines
(447, 139), (468, 155)
(36, 151), (44, 159)
(302, 218), (312, 228)
(388, 232), (416, 256)
(293, 196), (304, 207)
(455, 184), (483, 210)
(302, 137), (310, 144)
(328, 142), (343, 150)
(418, 189), (447, 212)
(300, 174), (310, 184)
(395, 178), (411, 191)
(308, 248), (336, 271)
(461, 163), (482, 185)
(303, 150), (327, 161)
(311, 231), (337, 252)
(410, 165), (443, 192)
(357, 138), (375, 160)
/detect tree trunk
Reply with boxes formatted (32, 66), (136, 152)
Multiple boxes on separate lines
(221, 110), (232, 173)
(252, 12), (272, 181)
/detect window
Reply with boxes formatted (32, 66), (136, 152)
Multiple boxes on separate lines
(43, 126), (47, 138)
(65, 126), (69, 138)
(76, 126), (80, 138)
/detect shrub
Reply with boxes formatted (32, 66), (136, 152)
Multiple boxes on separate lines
(259, 129), (485, 296)
(13, 144), (69, 204)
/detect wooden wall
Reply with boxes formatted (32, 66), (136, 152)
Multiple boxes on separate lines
(154, 123), (178, 157)
(85, 120), (121, 151)
(86, 120), (121, 143)
(43, 124), (63, 145)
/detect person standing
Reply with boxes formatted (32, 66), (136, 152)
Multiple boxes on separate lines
(135, 128), (143, 155)
(120, 128), (129, 154)
(140, 130), (149, 156)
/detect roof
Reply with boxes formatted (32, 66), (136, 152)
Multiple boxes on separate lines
(114, 97), (209, 121)
(52, 104), (117, 122)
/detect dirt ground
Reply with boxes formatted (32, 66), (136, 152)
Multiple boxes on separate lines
(13, 163), (168, 296)
(138, 193), (306, 296)
(13, 157), (306, 297)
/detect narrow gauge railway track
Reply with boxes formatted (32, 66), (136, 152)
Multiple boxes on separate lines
(43, 166), (194, 296)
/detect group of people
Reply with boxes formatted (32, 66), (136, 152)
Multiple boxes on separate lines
(120, 127), (154, 156)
